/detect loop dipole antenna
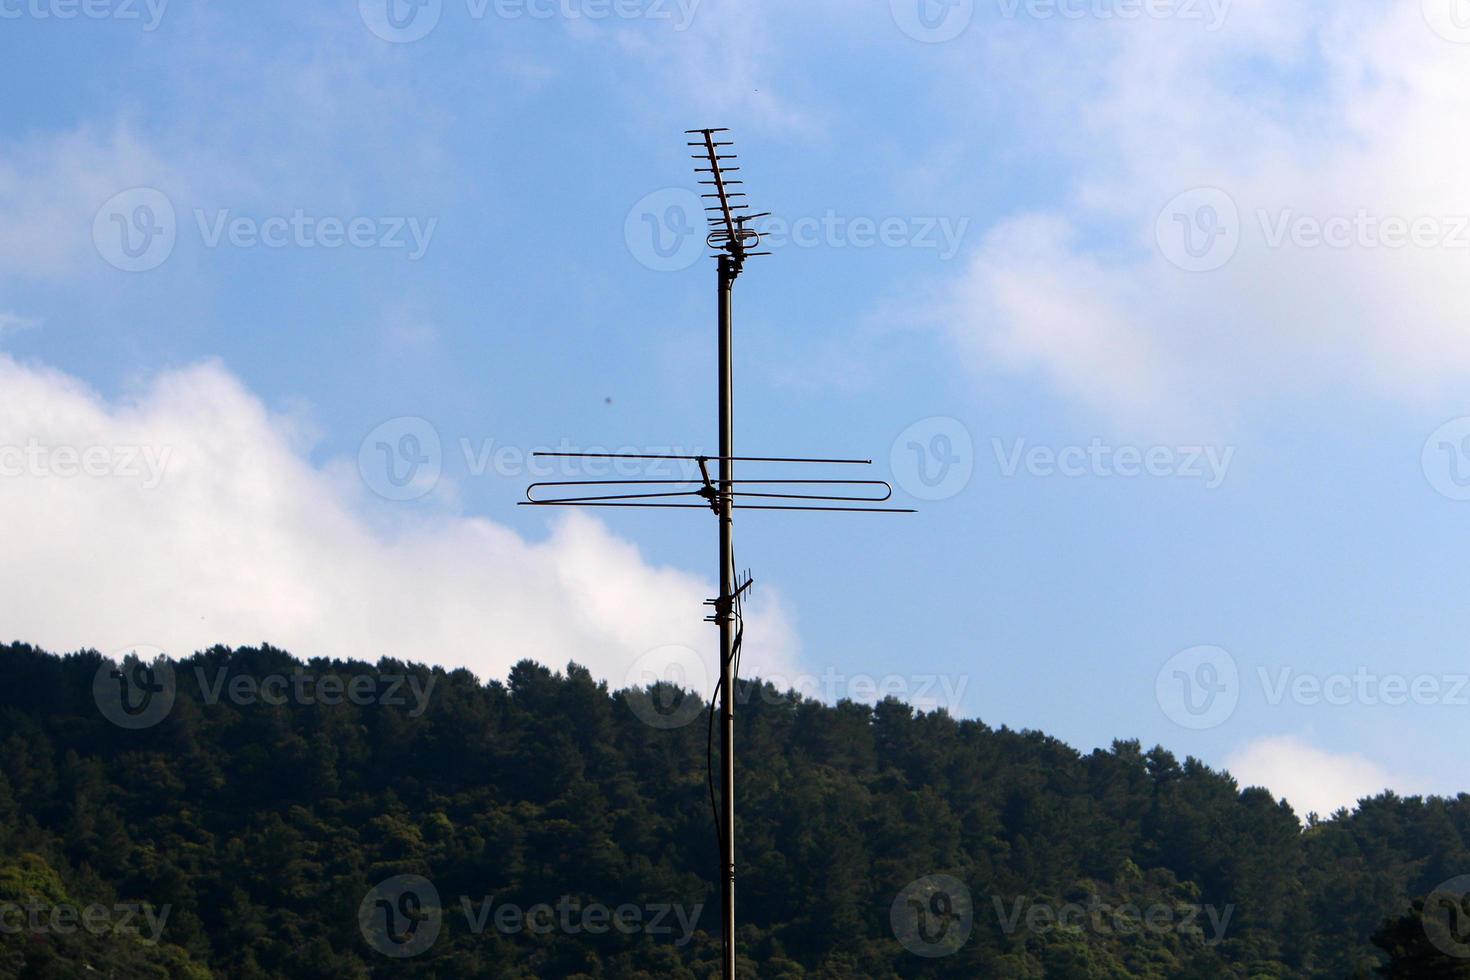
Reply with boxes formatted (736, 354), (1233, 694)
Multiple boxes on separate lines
(522, 130), (915, 980)
(518, 454), (915, 513)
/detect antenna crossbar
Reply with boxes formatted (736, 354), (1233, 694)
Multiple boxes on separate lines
(518, 501), (916, 513)
(532, 451), (874, 465)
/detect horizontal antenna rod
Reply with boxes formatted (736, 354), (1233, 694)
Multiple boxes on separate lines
(519, 501), (915, 513)
(532, 452), (873, 465)
(526, 479), (895, 505)
(526, 479), (889, 485)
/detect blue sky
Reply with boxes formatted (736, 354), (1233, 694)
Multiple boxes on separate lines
(4, 0), (1470, 817)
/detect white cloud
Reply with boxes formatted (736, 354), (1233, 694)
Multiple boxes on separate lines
(0, 124), (180, 280)
(0, 312), (40, 336)
(946, 1), (1470, 428)
(1224, 734), (1412, 819)
(0, 354), (799, 693)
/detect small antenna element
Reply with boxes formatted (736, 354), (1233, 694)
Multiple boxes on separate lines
(522, 130), (914, 980)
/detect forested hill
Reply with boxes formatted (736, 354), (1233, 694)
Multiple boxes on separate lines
(0, 642), (1465, 978)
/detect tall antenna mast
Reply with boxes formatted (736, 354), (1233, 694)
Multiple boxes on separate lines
(523, 130), (913, 979)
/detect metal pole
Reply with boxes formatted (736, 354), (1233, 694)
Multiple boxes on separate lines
(717, 254), (737, 980)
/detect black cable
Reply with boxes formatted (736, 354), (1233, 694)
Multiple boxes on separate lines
(706, 607), (743, 854)
(702, 543), (740, 963)
(706, 676), (720, 856)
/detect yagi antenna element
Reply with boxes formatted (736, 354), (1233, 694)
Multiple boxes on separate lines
(689, 127), (769, 271)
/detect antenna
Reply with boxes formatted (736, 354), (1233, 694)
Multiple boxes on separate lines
(522, 130), (914, 979)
